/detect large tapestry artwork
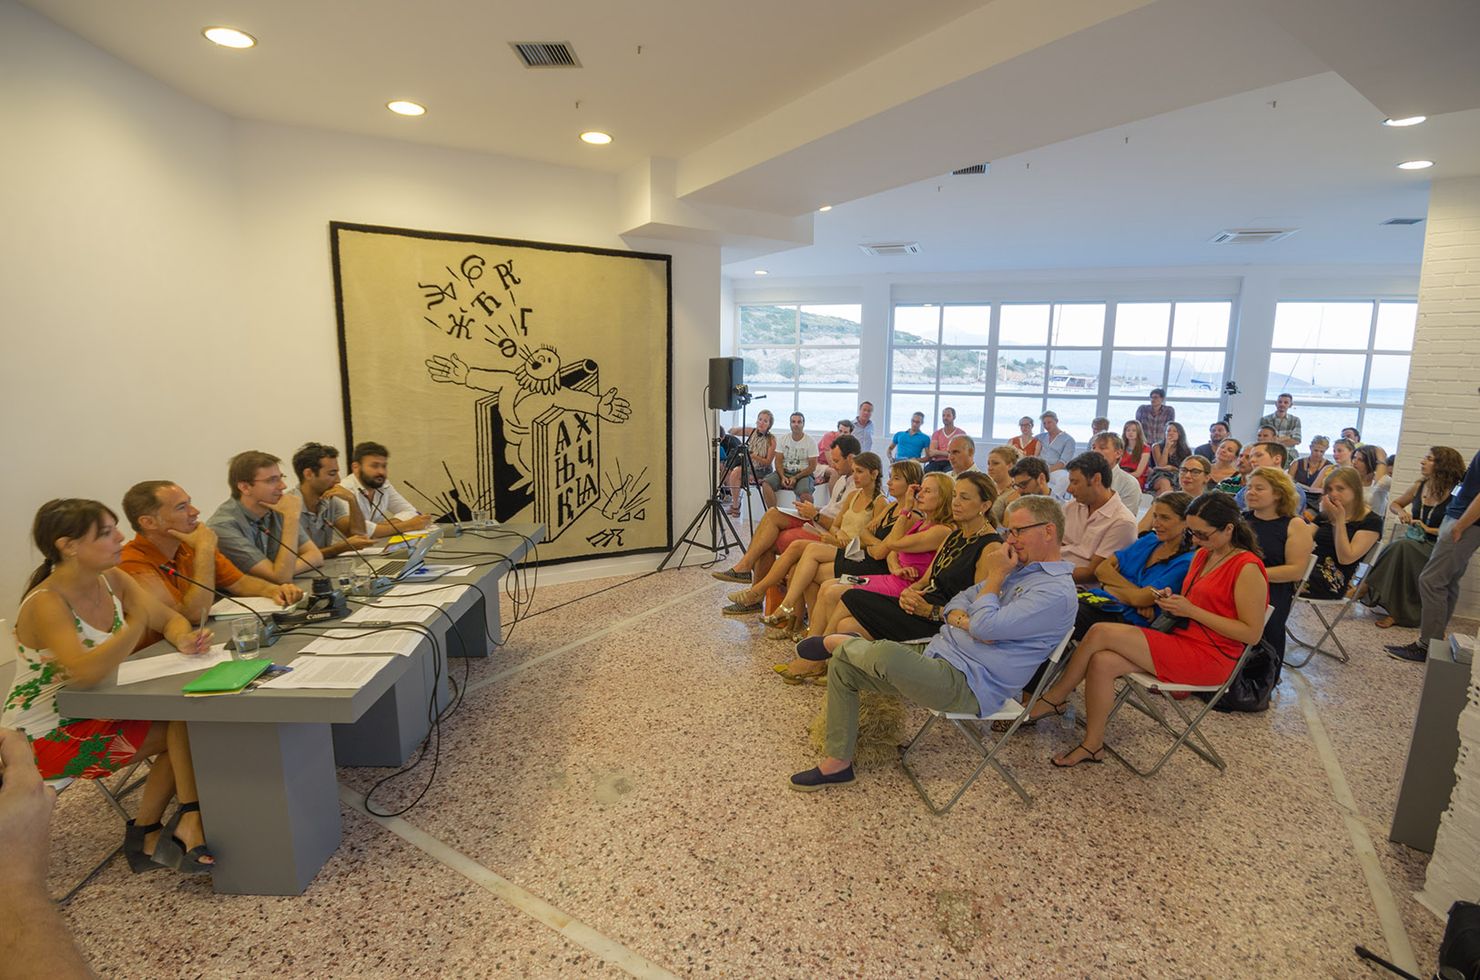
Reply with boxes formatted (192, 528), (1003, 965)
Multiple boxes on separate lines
(331, 222), (672, 565)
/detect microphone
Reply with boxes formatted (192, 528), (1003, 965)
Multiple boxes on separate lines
(158, 564), (279, 649)
(257, 522), (350, 622)
(402, 479), (464, 537)
(357, 483), (415, 546)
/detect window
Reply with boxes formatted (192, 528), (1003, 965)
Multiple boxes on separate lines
(738, 304), (861, 424)
(1106, 301), (1230, 442)
(887, 299), (1234, 448)
(889, 305), (990, 437)
(1265, 301), (1414, 454)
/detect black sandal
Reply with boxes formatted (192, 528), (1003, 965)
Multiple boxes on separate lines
(1051, 742), (1106, 768)
(151, 802), (214, 874)
(992, 695), (1066, 733)
(123, 818), (166, 874)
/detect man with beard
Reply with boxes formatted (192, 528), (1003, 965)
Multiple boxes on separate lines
(342, 441), (433, 539)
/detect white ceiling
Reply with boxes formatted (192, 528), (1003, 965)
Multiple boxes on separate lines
(22, 0), (1480, 278)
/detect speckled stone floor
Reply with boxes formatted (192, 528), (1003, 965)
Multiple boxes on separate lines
(45, 534), (1468, 978)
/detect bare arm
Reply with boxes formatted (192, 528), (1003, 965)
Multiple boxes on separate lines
(1162, 562), (1267, 645)
(1267, 519), (1315, 585)
(888, 523), (952, 554)
(1389, 479), (1422, 517)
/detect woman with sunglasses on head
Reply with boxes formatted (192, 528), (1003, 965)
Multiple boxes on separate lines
(1022, 492), (1268, 767)
(1358, 447), (1466, 628)
(722, 409), (777, 517)
(797, 460), (922, 644)
(1242, 467), (1315, 666)
(1301, 466), (1383, 600)
(1209, 438), (1243, 493)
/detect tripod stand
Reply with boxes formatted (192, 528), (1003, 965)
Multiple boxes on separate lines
(659, 402), (758, 572)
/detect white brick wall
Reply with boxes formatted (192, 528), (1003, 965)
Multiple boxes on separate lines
(1393, 176), (1480, 620)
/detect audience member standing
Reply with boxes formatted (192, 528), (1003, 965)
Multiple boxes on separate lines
(1135, 388), (1175, 445)
(888, 412), (931, 462)
(1260, 394), (1302, 458)
(1389, 446), (1480, 662)
(852, 401), (876, 453)
(1037, 411), (1077, 473)
(925, 406), (962, 473)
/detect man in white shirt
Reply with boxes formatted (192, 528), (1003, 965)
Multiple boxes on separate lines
(1091, 432), (1147, 516)
(342, 441), (433, 538)
(852, 401), (876, 453)
(1061, 452), (1138, 585)
(761, 412), (819, 508)
(947, 434), (981, 477)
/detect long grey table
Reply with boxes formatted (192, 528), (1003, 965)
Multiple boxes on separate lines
(57, 521), (543, 895)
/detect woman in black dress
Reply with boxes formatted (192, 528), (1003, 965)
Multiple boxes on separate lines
(1301, 466), (1383, 600)
(1242, 467), (1315, 663)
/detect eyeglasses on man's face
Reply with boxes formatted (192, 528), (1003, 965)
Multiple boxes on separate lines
(1004, 521), (1050, 538)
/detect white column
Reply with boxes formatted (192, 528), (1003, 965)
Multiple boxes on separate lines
(859, 278), (892, 415)
(1226, 269), (1279, 438)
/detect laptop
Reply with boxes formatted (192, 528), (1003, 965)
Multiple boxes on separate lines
(367, 527), (443, 580)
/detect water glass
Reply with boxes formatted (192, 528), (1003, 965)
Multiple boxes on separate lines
(351, 571), (374, 596)
(230, 617), (261, 659)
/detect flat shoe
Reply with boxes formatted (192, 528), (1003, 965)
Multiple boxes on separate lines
(794, 636), (831, 661)
(1051, 743), (1105, 768)
(1375, 616), (1395, 629)
(711, 567), (751, 584)
(789, 765), (855, 791)
(721, 600), (763, 616)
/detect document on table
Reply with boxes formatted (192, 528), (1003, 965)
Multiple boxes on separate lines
(209, 596), (296, 618)
(300, 628), (423, 657)
(117, 645), (234, 686)
(257, 656), (394, 690)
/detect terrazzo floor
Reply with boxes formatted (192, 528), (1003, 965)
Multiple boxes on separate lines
(44, 530), (1470, 978)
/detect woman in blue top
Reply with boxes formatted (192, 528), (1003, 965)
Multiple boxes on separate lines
(1076, 492), (1196, 638)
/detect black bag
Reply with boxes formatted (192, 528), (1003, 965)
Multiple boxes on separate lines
(1208, 639), (1280, 713)
(1440, 900), (1480, 980)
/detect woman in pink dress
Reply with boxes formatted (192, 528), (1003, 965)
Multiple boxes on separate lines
(1023, 493), (1268, 767)
(851, 471), (955, 597)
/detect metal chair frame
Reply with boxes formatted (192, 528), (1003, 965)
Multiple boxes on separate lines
(899, 629), (1075, 813)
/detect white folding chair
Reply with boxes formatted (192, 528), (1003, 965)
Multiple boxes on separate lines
(898, 628), (1075, 813)
(1285, 534), (1384, 666)
(1102, 607), (1273, 777)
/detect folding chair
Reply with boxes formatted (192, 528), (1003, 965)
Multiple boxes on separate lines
(898, 628), (1075, 813)
(51, 760), (152, 904)
(1102, 607), (1273, 777)
(1284, 533), (1384, 667)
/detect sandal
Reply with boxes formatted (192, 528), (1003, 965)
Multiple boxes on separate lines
(992, 695), (1066, 733)
(1051, 743), (1105, 768)
(761, 604), (796, 627)
(151, 802), (214, 874)
(123, 818), (167, 874)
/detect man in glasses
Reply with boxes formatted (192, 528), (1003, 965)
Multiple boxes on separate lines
(206, 450), (325, 581)
(789, 495), (1076, 791)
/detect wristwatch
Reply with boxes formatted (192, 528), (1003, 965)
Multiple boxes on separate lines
(930, 605), (944, 622)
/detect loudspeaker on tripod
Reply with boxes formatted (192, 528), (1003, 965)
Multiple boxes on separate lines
(708, 357), (743, 411)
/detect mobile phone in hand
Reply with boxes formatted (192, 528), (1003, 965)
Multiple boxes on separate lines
(839, 574), (870, 586)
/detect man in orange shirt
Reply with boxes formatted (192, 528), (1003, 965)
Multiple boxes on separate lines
(119, 481), (301, 646)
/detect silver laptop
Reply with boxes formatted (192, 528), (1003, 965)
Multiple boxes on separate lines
(367, 527), (442, 580)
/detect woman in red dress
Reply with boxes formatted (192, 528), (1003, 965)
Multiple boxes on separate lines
(1024, 492), (1268, 767)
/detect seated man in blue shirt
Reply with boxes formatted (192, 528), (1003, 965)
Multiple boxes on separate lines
(888, 412), (931, 462)
(790, 495), (1078, 791)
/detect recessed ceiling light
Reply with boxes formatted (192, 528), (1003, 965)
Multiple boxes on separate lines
(580, 131), (612, 145)
(817, 205), (832, 212)
(387, 100), (426, 117)
(753, 270), (769, 276)
(202, 26), (255, 49)
(1382, 115), (1427, 127)
(1397, 160), (1434, 170)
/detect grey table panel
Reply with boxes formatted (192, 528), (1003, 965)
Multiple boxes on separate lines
(1389, 639), (1474, 852)
(421, 523), (542, 657)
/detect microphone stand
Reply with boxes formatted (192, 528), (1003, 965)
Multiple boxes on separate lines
(321, 518), (395, 597)
(402, 479), (464, 537)
(159, 564), (280, 649)
(257, 523), (350, 622)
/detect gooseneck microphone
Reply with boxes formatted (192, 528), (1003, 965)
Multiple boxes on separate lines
(158, 564), (280, 648)
(321, 518), (395, 596)
(402, 479), (464, 537)
(257, 521), (350, 621)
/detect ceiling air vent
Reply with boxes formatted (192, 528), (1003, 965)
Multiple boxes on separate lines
(952, 163), (989, 175)
(1208, 228), (1298, 245)
(858, 242), (922, 257)
(510, 42), (581, 68)
(1382, 217), (1424, 225)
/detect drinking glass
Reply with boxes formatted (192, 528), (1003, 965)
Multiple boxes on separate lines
(231, 617), (261, 659)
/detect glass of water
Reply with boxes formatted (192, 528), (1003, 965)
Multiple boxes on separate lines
(230, 617), (261, 659)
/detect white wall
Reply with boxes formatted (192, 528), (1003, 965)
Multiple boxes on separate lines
(1393, 176), (1480, 621)
(0, 1), (718, 607)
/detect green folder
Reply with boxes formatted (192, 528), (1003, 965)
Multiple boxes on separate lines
(181, 658), (273, 695)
